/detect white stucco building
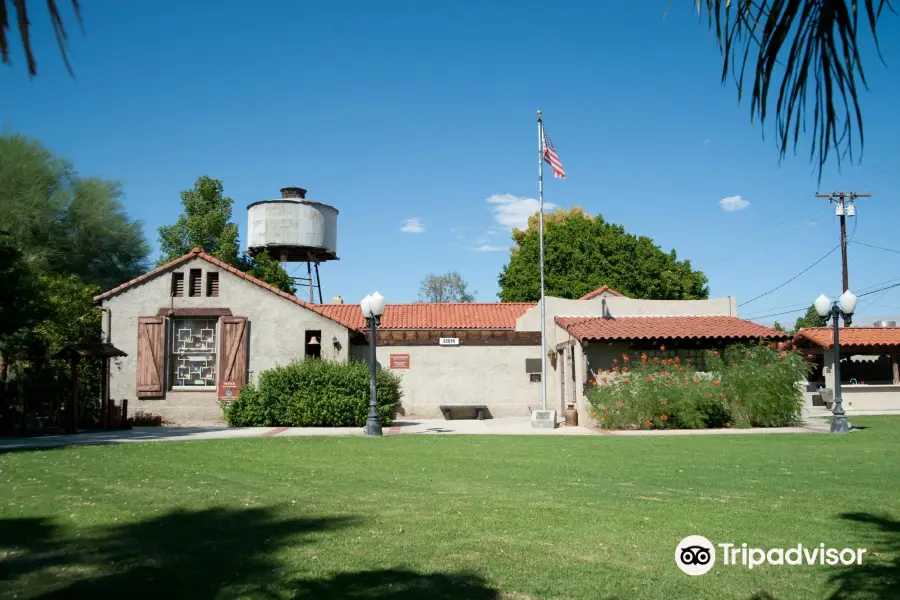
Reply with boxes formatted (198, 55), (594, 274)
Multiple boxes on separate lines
(95, 248), (788, 426)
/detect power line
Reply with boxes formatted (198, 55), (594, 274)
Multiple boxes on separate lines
(742, 300), (813, 317)
(739, 244), (841, 307)
(749, 307), (811, 321)
(852, 240), (900, 256)
(858, 282), (900, 298)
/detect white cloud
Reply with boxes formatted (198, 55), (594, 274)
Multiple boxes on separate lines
(718, 195), (750, 212)
(472, 244), (508, 252)
(400, 218), (424, 233)
(702, 139), (712, 145)
(486, 194), (556, 230)
(806, 220), (818, 227)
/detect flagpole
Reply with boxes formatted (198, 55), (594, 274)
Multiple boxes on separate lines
(537, 110), (547, 412)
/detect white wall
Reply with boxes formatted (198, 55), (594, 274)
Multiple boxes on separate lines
(357, 344), (544, 419)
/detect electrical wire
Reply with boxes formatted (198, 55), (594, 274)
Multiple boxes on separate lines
(858, 282), (900, 298)
(852, 240), (900, 256)
(738, 244), (841, 307)
(747, 307), (812, 321)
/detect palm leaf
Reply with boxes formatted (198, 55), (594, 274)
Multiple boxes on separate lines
(697, 0), (894, 180)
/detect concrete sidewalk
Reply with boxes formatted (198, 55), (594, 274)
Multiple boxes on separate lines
(0, 415), (851, 451)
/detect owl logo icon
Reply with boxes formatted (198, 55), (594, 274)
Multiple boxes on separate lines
(675, 536), (716, 575)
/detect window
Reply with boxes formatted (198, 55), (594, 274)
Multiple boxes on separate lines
(170, 318), (218, 388)
(171, 272), (184, 297)
(189, 269), (202, 297)
(305, 330), (322, 359)
(206, 272), (219, 297)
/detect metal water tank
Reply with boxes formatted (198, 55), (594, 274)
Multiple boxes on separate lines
(247, 187), (339, 262)
(873, 320), (898, 327)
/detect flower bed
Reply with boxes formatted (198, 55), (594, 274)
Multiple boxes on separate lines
(586, 342), (812, 429)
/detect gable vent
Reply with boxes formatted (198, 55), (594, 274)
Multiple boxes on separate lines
(207, 272), (219, 297)
(171, 272), (184, 297)
(189, 269), (202, 297)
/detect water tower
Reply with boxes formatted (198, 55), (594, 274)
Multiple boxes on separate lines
(247, 186), (339, 303)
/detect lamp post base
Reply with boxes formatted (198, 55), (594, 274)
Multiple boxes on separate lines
(830, 414), (850, 434)
(365, 416), (383, 437)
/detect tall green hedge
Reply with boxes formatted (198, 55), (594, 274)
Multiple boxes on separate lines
(222, 359), (402, 427)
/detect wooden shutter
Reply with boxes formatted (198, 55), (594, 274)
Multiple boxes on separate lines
(136, 317), (166, 398)
(218, 317), (248, 400)
(206, 272), (219, 297)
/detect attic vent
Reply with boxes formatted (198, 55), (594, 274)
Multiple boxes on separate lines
(171, 272), (184, 297)
(207, 272), (219, 297)
(189, 269), (202, 297)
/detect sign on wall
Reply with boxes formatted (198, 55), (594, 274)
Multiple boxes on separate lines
(218, 379), (239, 402)
(439, 338), (460, 346)
(390, 354), (410, 369)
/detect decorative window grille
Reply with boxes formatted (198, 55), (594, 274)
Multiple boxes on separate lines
(170, 318), (217, 388)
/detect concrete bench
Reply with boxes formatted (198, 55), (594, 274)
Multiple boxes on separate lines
(439, 405), (487, 420)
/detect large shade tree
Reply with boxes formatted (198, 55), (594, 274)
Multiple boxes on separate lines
(0, 133), (150, 291)
(4, 2), (892, 178)
(498, 207), (709, 302)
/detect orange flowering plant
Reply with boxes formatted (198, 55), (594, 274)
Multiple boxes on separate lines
(587, 343), (811, 430)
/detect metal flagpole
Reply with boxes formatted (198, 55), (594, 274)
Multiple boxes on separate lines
(537, 110), (547, 412)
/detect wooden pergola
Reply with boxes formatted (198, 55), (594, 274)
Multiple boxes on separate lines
(52, 342), (128, 434)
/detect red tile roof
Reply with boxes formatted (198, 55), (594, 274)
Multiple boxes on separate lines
(579, 285), (625, 300)
(310, 303), (534, 330)
(555, 315), (789, 342)
(95, 249), (534, 331)
(794, 327), (900, 350)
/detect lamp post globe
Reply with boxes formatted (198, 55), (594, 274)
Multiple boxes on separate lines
(369, 291), (385, 317)
(360, 294), (372, 318)
(814, 294), (832, 318)
(839, 290), (858, 316)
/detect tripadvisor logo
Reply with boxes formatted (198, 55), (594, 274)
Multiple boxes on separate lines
(675, 536), (867, 575)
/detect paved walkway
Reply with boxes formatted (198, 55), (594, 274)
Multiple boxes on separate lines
(0, 416), (851, 450)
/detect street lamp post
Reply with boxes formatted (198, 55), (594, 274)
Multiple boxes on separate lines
(360, 291), (386, 437)
(814, 290), (858, 434)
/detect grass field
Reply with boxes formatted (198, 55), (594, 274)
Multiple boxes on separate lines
(1, 418), (898, 600)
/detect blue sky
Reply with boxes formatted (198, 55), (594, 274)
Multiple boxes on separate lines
(3, 1), (899, 325)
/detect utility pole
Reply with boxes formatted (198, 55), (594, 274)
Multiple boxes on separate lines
(815, 192), (871, 292)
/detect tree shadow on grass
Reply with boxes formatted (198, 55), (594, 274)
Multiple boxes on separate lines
(288, 569), (500, 599)
(0, 509), (504, 599)
(827, 512), (900, 599)
(0, 507), (355, 599)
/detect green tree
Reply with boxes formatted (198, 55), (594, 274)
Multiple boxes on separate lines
(772, 321), (786, 333)
(158, 176), (241, 265)
(418, 271), (476, 303)
(0, 134), (150, 290)
(158, 175), (296, 294)
(794, 305), (824, 331)
(498, 207), (709, 302)
(696, 1), (893, 178)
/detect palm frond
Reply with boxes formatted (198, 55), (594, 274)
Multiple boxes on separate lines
(1, 0), (82, 76)
(698, 0), (894, 180)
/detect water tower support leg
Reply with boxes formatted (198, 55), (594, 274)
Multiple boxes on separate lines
(315, 262), (323, 304)
(307, 262), (314, 303)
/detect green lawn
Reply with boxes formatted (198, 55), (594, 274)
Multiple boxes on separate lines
(1, 419), (898, 600)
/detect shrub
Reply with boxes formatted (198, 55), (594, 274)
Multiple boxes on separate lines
(132, 410), (165, 426)
(587, 352), (726, 430)
(708, 342), (811, 427)
(587, 342), (811, 429)
(222, 359), (402, 427)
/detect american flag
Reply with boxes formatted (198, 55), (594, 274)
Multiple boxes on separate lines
(542, 129), (566, 179)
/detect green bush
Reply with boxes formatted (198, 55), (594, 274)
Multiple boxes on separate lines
(222, 359), (402, 427)
(587, 342), (811, 429)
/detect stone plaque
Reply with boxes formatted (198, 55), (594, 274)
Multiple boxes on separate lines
(530, 410), (557, 429)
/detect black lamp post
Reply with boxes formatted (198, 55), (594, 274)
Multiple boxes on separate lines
(360, 291), (385, 436)
(814, 290), (858, 434)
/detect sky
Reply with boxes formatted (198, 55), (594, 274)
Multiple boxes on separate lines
(3, 1), (899, 326)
